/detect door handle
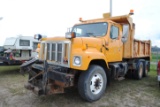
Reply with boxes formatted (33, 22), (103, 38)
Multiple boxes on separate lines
(102, 45), (109, 51)
(105, 47), (109, 50)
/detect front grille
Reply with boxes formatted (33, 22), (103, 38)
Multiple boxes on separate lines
(40, 41), (70, 67)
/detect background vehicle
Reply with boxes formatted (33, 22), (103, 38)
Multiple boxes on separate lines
(0, 36), (39, 65)
(157, 60), (160, 87)
(0, 46), (5, 56)
(20, 11), (151, 102)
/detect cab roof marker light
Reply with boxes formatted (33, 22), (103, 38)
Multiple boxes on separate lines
(129, 9), (134, 15)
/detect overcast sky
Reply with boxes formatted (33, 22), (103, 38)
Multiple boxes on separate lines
(0, 0), (159, 47)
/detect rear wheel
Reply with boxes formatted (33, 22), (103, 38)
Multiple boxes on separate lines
(134, 61), (143, 80)
(78, 65), (107, 102)
(143, 61), (149, 77)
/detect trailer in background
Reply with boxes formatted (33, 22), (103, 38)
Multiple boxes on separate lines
(0, 46), (5, 56)
(0, 36), (39, 65)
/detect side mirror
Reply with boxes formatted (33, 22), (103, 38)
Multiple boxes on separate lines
(121, 36), (127, 43)
(34, 34), (42, 40)
(65, 32), (76, 39)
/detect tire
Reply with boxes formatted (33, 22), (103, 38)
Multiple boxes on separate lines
(134, 61), (143, 80)
(143, 61), (149, 77)
(78, 65), (107, 102)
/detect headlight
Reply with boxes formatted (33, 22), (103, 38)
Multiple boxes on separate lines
(73, 56), (81, 66)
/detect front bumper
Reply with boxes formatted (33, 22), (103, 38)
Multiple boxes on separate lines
(31, 63), (74, 84)
(20, 59), (74, 95)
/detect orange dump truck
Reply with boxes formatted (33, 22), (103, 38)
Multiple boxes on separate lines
(20, 11), (151, 102)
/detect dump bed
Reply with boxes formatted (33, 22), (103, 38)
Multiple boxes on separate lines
(123, 39), (151, 59)
(123, 24), (151, 59)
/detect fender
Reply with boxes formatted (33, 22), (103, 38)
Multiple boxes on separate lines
(70, 48), (109, 71)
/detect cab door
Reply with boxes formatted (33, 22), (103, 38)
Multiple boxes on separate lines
(105, 23), (123, 62)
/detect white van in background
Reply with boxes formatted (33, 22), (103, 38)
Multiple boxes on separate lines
(0, 36), (39, 65)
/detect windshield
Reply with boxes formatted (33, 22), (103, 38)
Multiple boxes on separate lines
(72, 22), (108, 37)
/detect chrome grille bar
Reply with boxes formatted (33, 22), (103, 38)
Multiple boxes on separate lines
(44, 43), (47, 60)
(49, 43), (52, 60)
(61, 43), (65, 64)
(51, 44), (56, 61)
(55, 43), (58, 62)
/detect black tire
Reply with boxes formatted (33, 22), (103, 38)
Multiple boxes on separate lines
(143, 61), (149, 77)
(134, 61), (143, 80)
(78, 65), (107, 102)
(134, 61), (144, 80)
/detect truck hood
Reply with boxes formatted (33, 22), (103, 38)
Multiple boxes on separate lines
(81, 37), (103, 49)
(43, 36), (103, 50)
(43, 36), (69, 41)
(43, 36), (83, 48)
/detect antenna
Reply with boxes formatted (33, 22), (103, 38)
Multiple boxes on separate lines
(110, 0), (112, 17)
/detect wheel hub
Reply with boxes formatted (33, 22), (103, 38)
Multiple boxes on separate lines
(94, 78), (102, 89)
(90, 73), (103, 95)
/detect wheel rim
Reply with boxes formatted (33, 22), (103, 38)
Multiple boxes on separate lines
(139, 64), (143, 77)
(90, 73), (103, 95)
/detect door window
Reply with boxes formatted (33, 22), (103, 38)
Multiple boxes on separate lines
(121, 24), (129, 43)
(20, 40), (30, 46)
(110, 25), (119, 39)
(122, 24), (129, 38)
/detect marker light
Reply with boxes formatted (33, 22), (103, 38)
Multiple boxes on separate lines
(79, 17), (83, 22)
(37, 43), (40, 48)
(129, 9), (134, 15)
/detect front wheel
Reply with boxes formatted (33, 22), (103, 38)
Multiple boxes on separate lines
(78, 65), (107, 102)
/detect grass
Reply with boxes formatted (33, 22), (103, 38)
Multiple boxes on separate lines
(0, 55), (160, 107)
(152, 53), (160, 62)
(150, 63), (157, 76)
(0, 63), (159, 107)
(0, 65), (20, 72)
